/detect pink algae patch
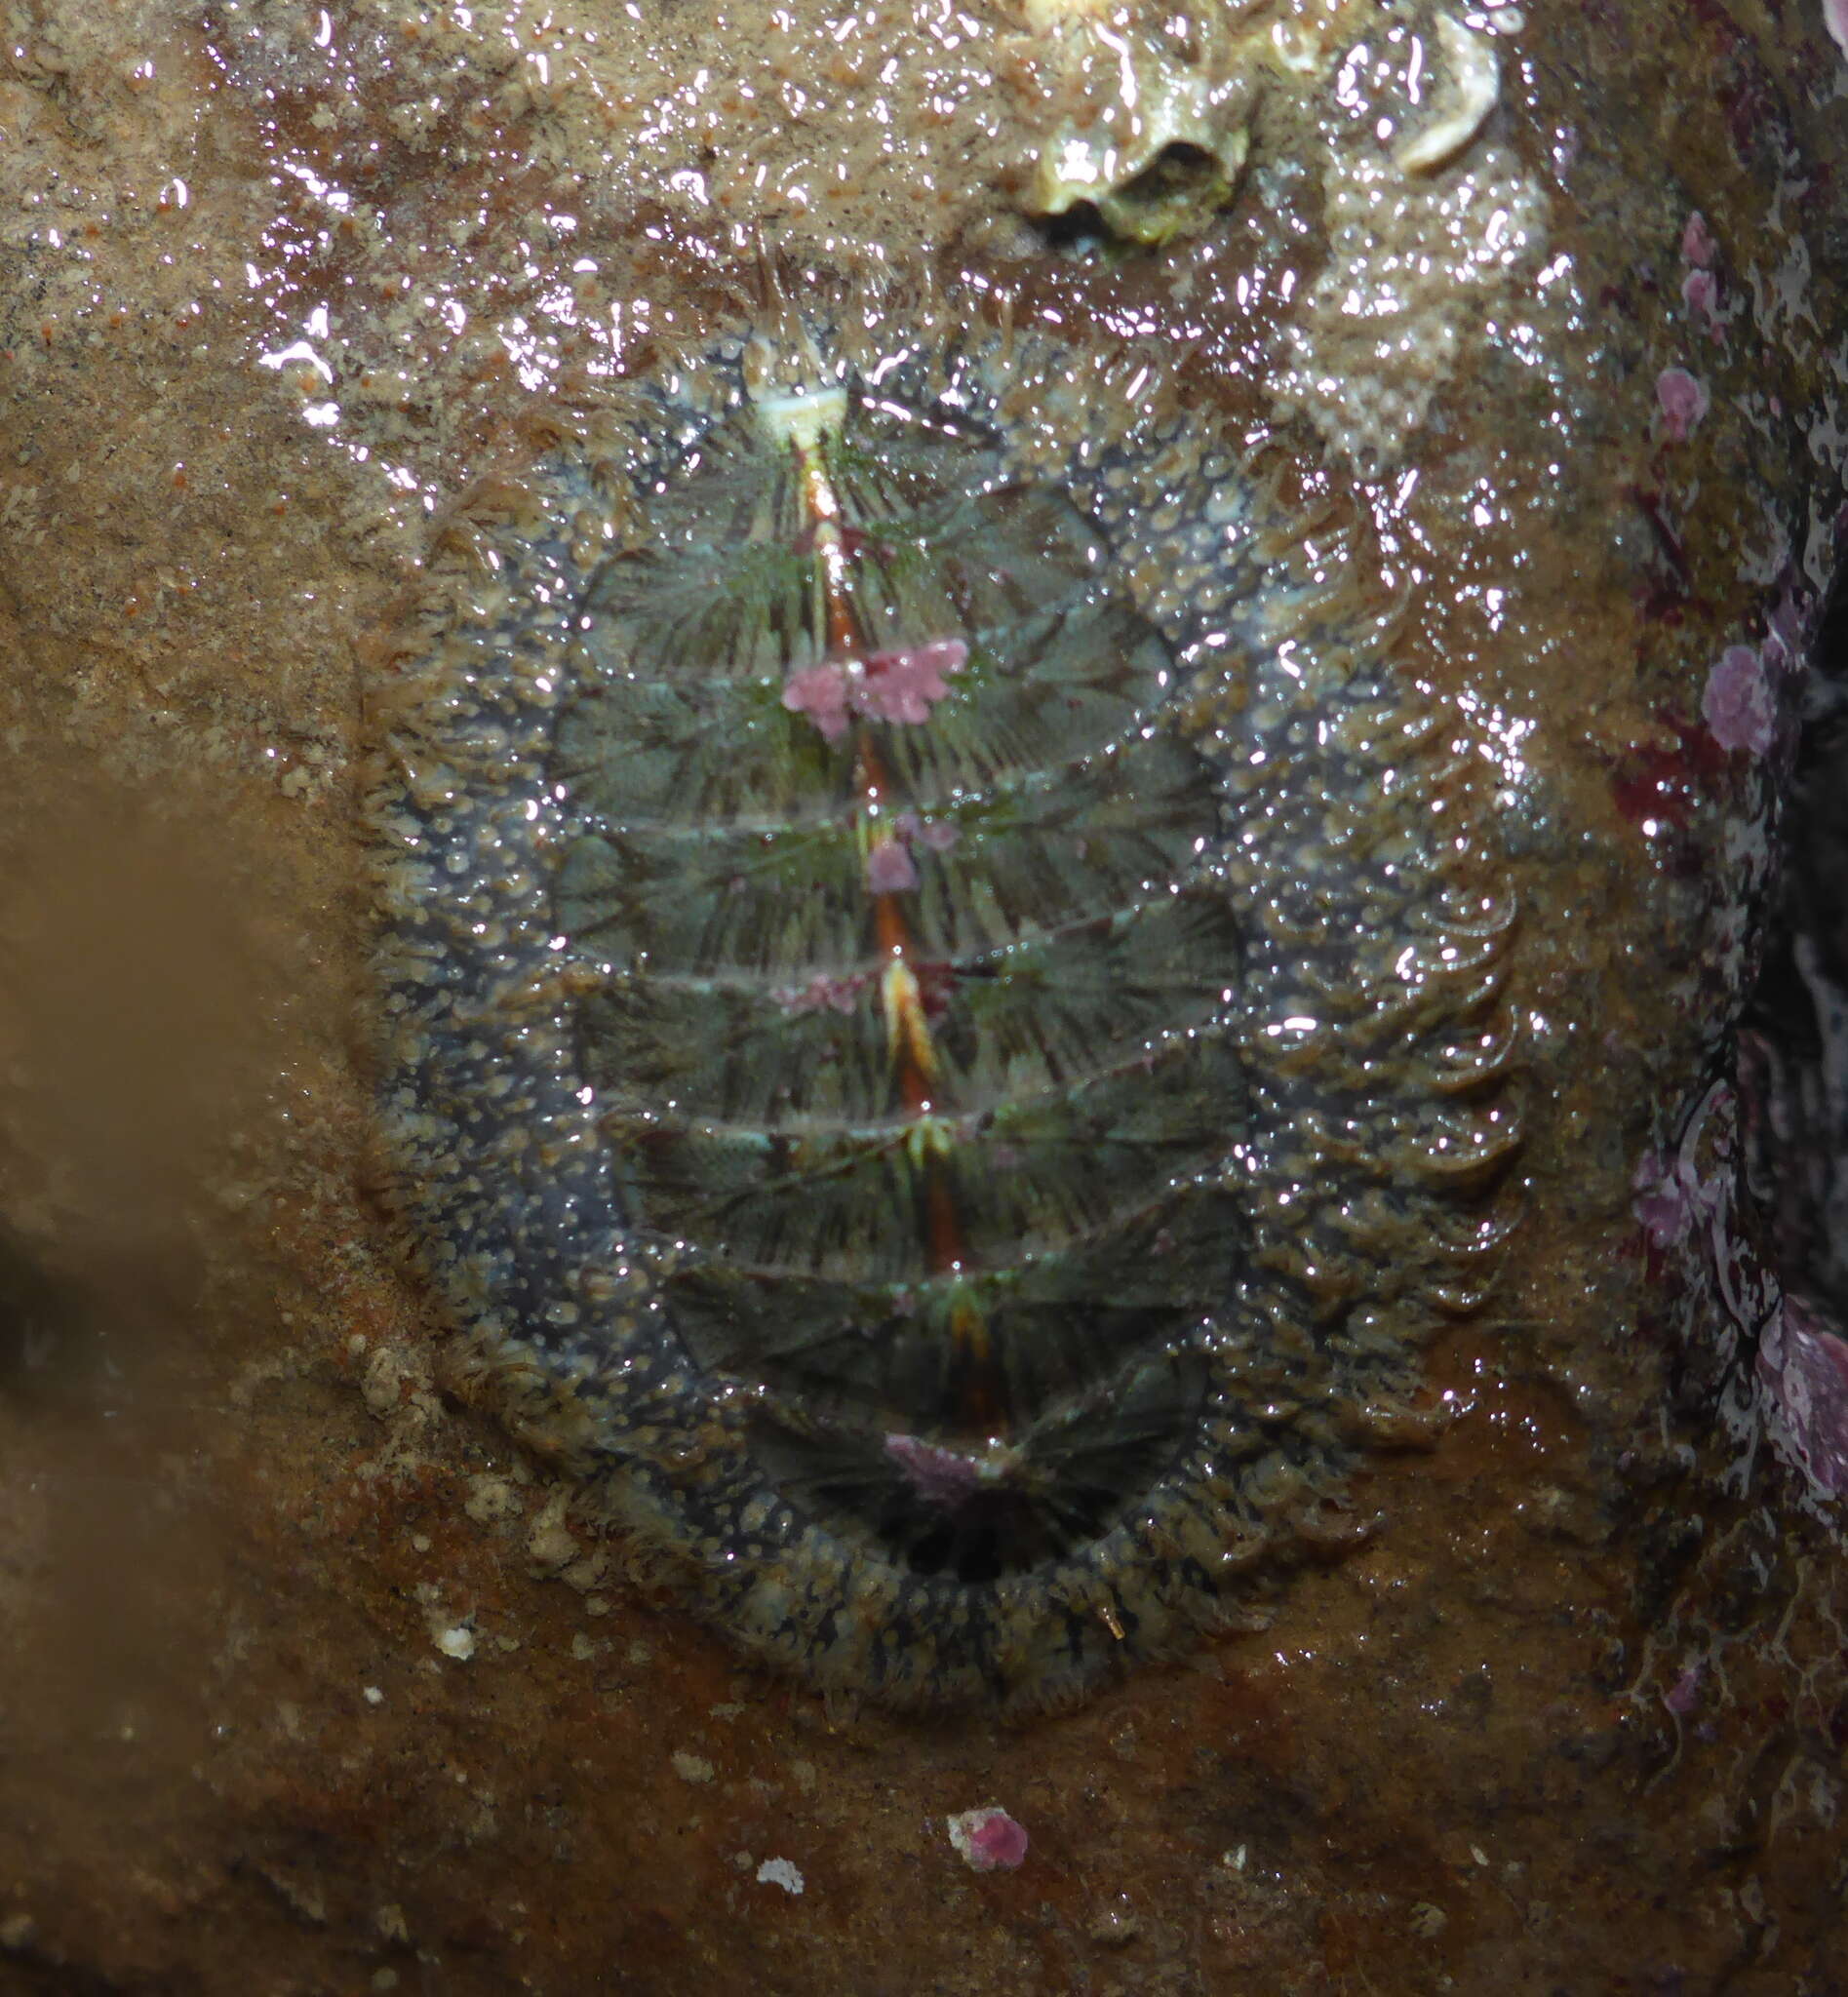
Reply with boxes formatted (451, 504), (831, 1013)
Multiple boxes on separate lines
(857, 639), (967, 724)
(781, 661), (852, 740)
(885, 1432), (983, 1510)
(865, 840), (919, 894)
(895, 809), (960, 854)
(1680, 210), (1715, 267)
(947, 1807), (1030, 1873)
(1681, 269), (1722, 339)
(1656, 367), (1709, 443)
(864, 808), (958, 894)
(781, 639), (968, 740)
(1632, 1148), (1707, 1252)
(774, 970), (869, 1016)
(1701, 643), (1775, 757)
(1758, 1295), (1848, 1495)
(1664, 1663), (1704, 1718)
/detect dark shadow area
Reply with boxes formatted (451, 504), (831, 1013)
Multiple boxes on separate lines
(1030, 141), (1239, 253)
(1738, 572), (1848, 1316)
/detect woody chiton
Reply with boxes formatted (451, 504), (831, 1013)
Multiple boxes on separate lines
(373, 322), (1518, 1707)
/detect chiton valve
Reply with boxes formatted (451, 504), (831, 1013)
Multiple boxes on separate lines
(375, 345), (1509, 1708)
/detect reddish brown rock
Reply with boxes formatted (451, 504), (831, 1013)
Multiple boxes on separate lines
(2, 1), (1846, 1990)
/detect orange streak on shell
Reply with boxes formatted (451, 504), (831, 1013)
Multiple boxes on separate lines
(791, 429), (1006, 1436)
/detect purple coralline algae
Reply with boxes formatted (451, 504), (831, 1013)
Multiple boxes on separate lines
(1702, 645), (1777, 758)
(947, 1807), (1030, 1873)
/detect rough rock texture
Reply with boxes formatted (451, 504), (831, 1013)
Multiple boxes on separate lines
(1, 1), (1846, 1991)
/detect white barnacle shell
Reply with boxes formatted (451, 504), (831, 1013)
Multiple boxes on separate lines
(1396, 11), (1502, 176)
(1015, 0), (1265, 244)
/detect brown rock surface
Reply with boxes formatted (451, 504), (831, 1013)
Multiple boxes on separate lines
(2, 2), (1845, 1991)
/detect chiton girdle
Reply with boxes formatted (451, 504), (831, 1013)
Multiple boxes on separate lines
(373, 321), (1518, 1709)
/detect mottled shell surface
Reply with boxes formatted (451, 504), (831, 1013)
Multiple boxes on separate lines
(374, 330), (1517, 1707)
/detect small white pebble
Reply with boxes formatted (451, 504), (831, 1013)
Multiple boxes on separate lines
(363, 1686), (385, 1705)
(435, 1625), (477, 1662)
(756, 1858), (804, 1896)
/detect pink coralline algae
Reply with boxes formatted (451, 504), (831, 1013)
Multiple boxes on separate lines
(865, 839), (920, 894)
(895, 809), (960, 853)
(946, 1807), (1030, 1873)
(1757, 1295), (1848, 1495)
(1664, 1662), (1704, 1717)
(1701, 643), (1776, 757)
(1656, 367), (1710, 443)
(780, 660), (852, 739)
(862, 806), (960, 893)
(773, 970), (870, 1015)
(1680, 211), (1716, 267)
(1632, 1145), (1718, 1251)
(781, 639), (969, 740)
(1681, 268), (1723, 339)
(885, 1432), (985, 1509)
(858, 639), (968, 724)
(1677, 213), (1723, 337)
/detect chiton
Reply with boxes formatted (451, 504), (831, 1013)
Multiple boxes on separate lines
(373, 319), (1519, 1708)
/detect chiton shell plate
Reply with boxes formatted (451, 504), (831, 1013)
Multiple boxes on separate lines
(373, 321), (1518, 1708)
